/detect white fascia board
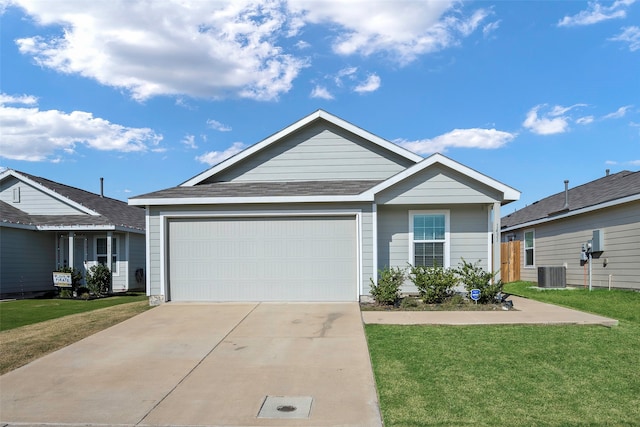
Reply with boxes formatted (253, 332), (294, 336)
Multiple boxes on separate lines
(2, 169), (100, 216)
(501, 193), (640, 232)
(129, 194), (374, 206)
(0, 221), (38, 231)
(180, 110), (422, 187)
(37, 224), (117, 231)
(365, 153), (521, 202)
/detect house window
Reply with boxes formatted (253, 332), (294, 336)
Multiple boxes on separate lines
(410, 211), (449, 268)
(96, 236), (118, 274)
(524, 230), (535, 267)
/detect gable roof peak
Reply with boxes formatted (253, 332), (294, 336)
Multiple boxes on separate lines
(180, 110), (423, 187)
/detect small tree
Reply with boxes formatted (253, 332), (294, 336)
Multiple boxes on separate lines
(455, 258), (502, 304)
(86, 264), (111, 297)
(370, 266), (406, 305)
(409, 264), (458, 304)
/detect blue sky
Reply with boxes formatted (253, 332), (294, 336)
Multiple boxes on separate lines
(1, 0), (638, 213)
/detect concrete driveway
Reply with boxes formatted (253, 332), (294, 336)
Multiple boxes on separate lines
(0, 303), (382, 427)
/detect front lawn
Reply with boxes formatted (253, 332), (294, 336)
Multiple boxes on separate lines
(366, 284), (640, 426)
(0, 293), (148, 332)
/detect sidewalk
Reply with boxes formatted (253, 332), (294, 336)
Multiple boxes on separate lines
(361, 296), (618, 326)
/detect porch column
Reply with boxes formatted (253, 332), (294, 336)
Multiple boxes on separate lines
(68, 232), (75, 271)
(492, 202), (501, 282)
(371, 202), (378, 289)
(106, 231), (113, 292)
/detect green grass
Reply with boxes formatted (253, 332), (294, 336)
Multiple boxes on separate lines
(504, 281), (640, 323)
(366, 284), (640, 426)
(0, 293), (148, 331)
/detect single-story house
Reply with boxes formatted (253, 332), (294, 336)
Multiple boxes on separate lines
(0, 169), (146, 297)
(501, 170), (640, 290)
(129, 110), (520, 304)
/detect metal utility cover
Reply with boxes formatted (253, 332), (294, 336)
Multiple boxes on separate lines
(257, 395), (313, 419)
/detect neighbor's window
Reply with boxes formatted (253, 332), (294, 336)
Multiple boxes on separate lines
(524, 230), (535, 267)
(411, 211), (449, 268)
(96, 236), (118, 274)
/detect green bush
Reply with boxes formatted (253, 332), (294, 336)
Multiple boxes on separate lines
(455, 258), (502, 304)
(370, 266), (406, 305)
(86, 264), (111, 297)
(409, 264), (458, 304)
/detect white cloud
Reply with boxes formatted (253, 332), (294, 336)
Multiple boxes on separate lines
(206, 119), (232, 132)
(8, 0), (491, 101)
(603, 105), (633, 119)
(12, 1), (308, 101)
(0, 93), (38, 105)
(290, 0), (490, 64)
(523, 104), (587, 135)
(609, 26), (640, 51)
(482, 20), (501, 38)
(310, 85), (334, 100)
(576, 116), (595, 125)
(182, 134), (197, 149)
(196, 141), (246, 166)
(558, 0), (635, 27)
(0, 93), (162, 161)
(396, 128), (516, 156)
(354, 74), (381, 93)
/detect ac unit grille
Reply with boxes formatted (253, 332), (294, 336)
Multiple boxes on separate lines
(537, 266), (566, 288)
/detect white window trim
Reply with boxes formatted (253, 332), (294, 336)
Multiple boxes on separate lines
(524, 229), (535, 268)
(408, 210), (450, 268)
(95, 235), (119, 275)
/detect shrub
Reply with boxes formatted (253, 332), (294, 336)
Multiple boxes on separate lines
(370, 266), (406, 305)
(455, 258), (502, 304)
(409, 264), (458, 304)
(400, 296), (420, 309)
(86, 264), (111, 297)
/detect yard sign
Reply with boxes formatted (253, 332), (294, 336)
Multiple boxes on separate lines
(53, 272), (72, 288)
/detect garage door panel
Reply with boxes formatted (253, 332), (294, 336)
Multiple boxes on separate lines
(168, 216), (357, 301)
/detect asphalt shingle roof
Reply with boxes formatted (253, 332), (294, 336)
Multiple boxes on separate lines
(2, 171), (145, 231)
(502, 170), (640, 229)
(132, 180), (382, 199)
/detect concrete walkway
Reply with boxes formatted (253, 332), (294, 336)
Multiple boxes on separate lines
(1, 303), (382, 427)
(362, 295), (618, 326)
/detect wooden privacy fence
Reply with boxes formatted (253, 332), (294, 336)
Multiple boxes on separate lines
(501, 241), (521, 283)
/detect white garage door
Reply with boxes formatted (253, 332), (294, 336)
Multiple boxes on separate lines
(167, 216), (358, 301)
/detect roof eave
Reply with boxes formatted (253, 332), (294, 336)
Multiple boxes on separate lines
(129, 194), (374, 206)
(501, 193), (640, 232)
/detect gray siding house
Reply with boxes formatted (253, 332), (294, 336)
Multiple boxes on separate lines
(501, 170), (640, 290)
(0, 170), (146, 297)
(130, 110), (520, 304)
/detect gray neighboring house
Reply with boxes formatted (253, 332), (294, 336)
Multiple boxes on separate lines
(129, 110), (520, 304)
(0, 169), (146, 297)
(501, 170), (640, 290)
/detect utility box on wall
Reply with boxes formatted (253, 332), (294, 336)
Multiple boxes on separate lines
(592, 229), (604, 252)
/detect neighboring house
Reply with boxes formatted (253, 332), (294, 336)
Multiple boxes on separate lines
(129, 110), (520, 304)
(0, 170), (146, 297)
(501, 170), (640, 290)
